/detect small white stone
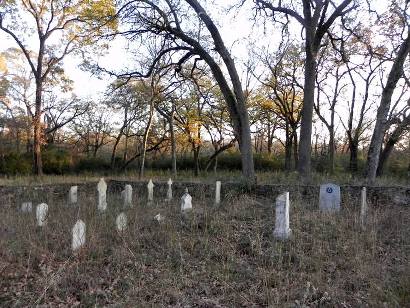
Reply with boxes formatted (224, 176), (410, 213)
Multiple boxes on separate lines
(154, 213), (164, 222)
(72, 219), (86, 251)
(215, 181), (221, 205)
(21, 202), (32, 213)
(36, 203), (48, 227)
(273, 192), (291, 240)
(69, 186), (78, 205)
(147, 179), (154, 202)
(124, 185), (133, 207)
(166, 178), (173, 201)
(116, 212), (127, 232)
(181, 188), (192, 212)
(97, 178), (107, 212)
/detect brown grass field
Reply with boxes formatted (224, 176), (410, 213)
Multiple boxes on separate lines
(1, 189), (409, 307)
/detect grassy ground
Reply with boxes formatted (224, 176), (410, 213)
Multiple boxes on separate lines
(0, 170), (409, 186)
(1, 190), (409, 307)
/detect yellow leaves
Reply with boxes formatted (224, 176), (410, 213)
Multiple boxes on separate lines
(79, 0), (118, 30)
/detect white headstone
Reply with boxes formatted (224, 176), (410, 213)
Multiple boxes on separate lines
(273, 192), (292, 240)
(69, 186), (78, 205)
(319, 183), (341, 212)
(72, 219), (86, 251)
(154, 213), (164, 222)
(181, 188), (192, 212)
(360, 187), (367, 227)
(147, 179), (154, 202)
(116, 212), (127, 232)
(21, 202), (32, 213)
(97, 178), (107, 212)
(36, 203), (48, 227)
(165, 178), (173, 201)
(215, 181), (221, 206)
(124, 185), (133, 207)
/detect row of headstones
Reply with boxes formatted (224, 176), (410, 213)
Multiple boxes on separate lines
(20, 179), (222, 252)
(21, 181), (367, 251)
(274, 184), (369, 240)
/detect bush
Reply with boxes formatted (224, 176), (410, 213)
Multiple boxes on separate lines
(0, 152), (32, 175)
(74, 156), (111, 173)
(42, 146), (71, 175)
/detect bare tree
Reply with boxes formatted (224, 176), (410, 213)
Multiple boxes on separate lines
(113, 0), (256, 184)
(0, 0), (115, 174)
(365, 6), (410, 181)
(254, 0), (357, 178)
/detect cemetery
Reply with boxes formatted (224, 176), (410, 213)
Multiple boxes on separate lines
(0, 0), (409, 306)
(1, 178), (409, 306)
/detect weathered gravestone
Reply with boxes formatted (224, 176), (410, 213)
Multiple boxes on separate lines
(72, 219), (86, 251)
(360, 187), (367, 228)
(165, 178), (173, 202)
(21, 202), (32, 213)
(147, 179), (154, 203)
(273, 192), (292, 240)
(181, 188), (192, 212)
(36, 203), (48, 227)
(154, 213), (164, 222)
(69, 186), (78, 205)
(215, 181), (221, 206)
(97, 178), (107, 212)
(319, 183), (341, 212)
(124, 185), (133, 207)
(116, 212), (127, 232)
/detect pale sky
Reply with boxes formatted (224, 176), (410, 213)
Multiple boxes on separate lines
(0, 1), (407, 145)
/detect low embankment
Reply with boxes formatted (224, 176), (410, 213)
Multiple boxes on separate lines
(0, 180), (408, 207)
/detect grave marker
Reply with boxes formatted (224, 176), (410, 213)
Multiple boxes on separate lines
(97, 178), (107, 212)
(147, 179), (154, 203)
(72, 219), (86, 251)
(360, 187), (367, 228)
(124, 185), (133, 207)
(181, 188), (192, 212)
(273, 192), (291, 240)
(319, 183), (341, 212)
(36, 203), (48, 227)
(69, 186), (78, 205)
(166, 178), (173, 201)
(21, 202), (32, 213)
(215, 181), (221, 206)
(116, 212), (127, 232)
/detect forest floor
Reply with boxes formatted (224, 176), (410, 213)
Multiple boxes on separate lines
(0, 170), (409, 187)
(1, 191), (409, 307)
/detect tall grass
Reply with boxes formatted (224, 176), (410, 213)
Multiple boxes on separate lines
(1, 189), (409, 306)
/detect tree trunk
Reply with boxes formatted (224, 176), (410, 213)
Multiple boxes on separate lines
(365, 30), (410, 182)
(33, 81), (43, 175)
(298, 50), (316, 178)
(169, 112), (177, 177)
(293, 131), (298, 170)
(328, 125), (335, 174)
(193, 146), (200, 176)
(139, 102), (154, 179)
(285, 123), (292, 171)
(376, 114), (410, 176)
(349, 140), (359, 173)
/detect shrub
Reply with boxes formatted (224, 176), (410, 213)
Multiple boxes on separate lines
(0, 152), (32, 175)
(42, 146), (71, 175)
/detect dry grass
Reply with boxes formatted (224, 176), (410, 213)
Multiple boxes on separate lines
(1, 190), (409, 307)
(0, 170), (408, 187)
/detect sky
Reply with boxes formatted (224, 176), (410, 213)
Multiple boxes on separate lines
(1, 0), (268, 99)
(0, 0), (407, 145)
